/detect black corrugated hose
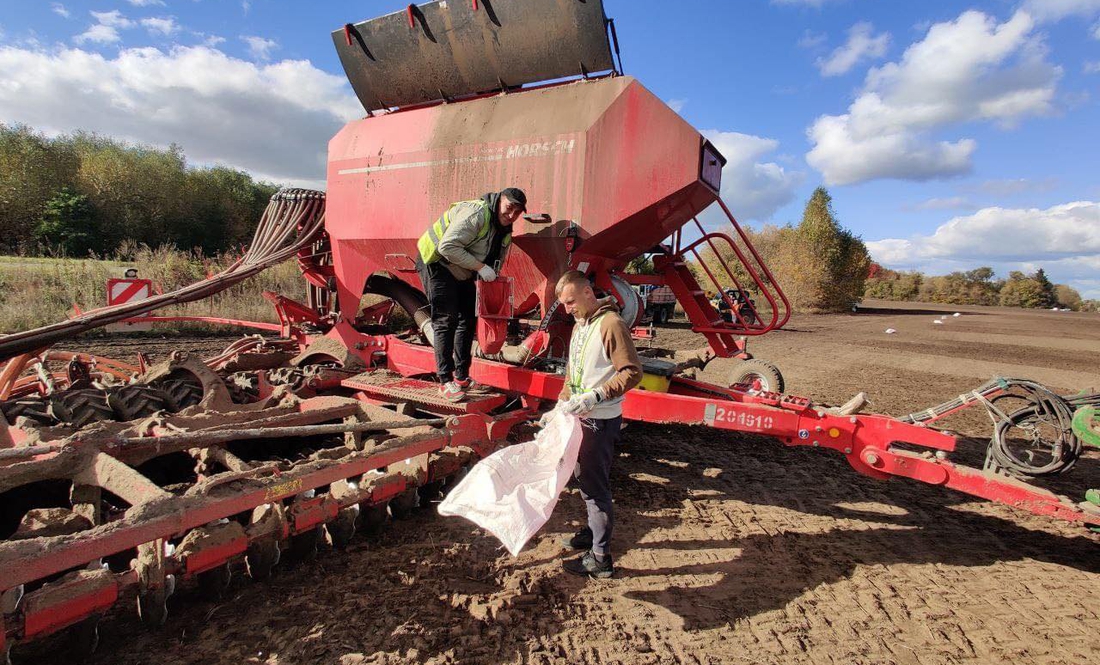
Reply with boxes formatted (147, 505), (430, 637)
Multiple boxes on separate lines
(900, 377), (1100, 479)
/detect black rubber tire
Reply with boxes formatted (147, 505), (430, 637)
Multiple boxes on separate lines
(0, 396), (55, 426)
(108, 384), (170, 421)
(154, 378), (204, 412)
(51, 389), (114, 428)
(728, 359), (785, 394)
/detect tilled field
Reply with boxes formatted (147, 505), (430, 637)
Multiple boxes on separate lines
(29, 301), (1100, 664)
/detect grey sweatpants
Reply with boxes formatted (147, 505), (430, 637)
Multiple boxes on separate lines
(574, 415), (622, 556)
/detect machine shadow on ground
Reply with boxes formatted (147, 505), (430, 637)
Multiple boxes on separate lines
(607, 422), (1100, 632)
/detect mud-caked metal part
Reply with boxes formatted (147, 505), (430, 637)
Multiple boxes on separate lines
(134, 540), (174, 627)
(245, 503), (286, 581)
(325, 479), (360, 549)
(388, 488), (420, 519)
(137, 352), (235, 413)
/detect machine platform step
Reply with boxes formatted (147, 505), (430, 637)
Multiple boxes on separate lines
(341, 372), (507, 414)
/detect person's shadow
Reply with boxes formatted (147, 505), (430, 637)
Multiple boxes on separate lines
(562, 422), (1100, 631)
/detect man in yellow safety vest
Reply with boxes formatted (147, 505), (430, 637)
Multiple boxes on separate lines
(415, 188), (525, 401)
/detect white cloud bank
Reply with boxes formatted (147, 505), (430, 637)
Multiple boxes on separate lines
(701, 130), (804, 223)
(0, 44), (363, 185)
(867, 201), (1100, 296)
(816, 22), (889, 76)
(806, 11), (1061, 185)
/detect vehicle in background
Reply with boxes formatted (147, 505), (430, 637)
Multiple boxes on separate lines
(635, 283), (677, 324)
(712, 288), (757, 326)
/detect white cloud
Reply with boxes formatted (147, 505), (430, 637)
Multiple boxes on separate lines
(1021, 0), (1100, 21)
(806, 10), (1061, 185)
(797, 30), (827, 49)
(75, 24), (122, 45)
(241, 35), (277, 60)
(905, 196), (976, 211)
(1093, 21), (1100, 38)
(127, 0), (166, 6)
(1085, 60), (1100, 73)
(0, 44), (363, 185)
(667, 98), (687, 113)
(140, 17), (178, 36)
(90, 11), (134, 29)
(701, 130), (804, 222)
(868, 201), (1100, 297)
(74, 10), (137, 46)
(816, 22), (889, 76)
(868, 201), (1099, 263)
(968, 177), (1059, 197)
(51, 3), (70, 19)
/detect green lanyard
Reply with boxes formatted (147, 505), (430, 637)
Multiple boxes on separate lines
(568, 312), (609, 393)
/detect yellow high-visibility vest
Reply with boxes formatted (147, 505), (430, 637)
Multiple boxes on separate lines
(417, 199), (492, 265)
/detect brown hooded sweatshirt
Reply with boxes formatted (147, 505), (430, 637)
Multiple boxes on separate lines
(558, 297), (643, 419)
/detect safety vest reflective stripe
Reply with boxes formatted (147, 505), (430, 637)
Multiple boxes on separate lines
(417, 200), (492, 264)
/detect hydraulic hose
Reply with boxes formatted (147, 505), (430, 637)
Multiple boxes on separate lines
(900, 377), (1100, 479)
(0, 189), (326, 362)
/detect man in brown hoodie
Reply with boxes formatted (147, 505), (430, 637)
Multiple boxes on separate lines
(552, 270), (642, 579)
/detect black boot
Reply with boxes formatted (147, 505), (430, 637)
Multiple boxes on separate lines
(562, 551), (614, 579)
(560, 527), (593, 551)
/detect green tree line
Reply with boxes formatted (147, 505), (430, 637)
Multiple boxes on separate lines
(864, 265), (1095, 311)
(1, 124), (279, 256)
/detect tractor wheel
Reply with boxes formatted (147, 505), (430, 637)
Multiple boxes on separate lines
(729, 359), (785, 394)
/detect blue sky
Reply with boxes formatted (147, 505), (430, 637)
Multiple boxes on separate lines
(1, 0), (1098, 296)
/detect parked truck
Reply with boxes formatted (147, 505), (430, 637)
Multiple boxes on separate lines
(635, 283), (677, 324)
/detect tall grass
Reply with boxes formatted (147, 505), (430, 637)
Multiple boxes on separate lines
(0, 246), (304, 334)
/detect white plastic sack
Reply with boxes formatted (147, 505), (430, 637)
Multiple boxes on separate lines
(438, 409), (583, 556)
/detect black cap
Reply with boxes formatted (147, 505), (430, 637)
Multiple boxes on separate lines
(500, 187), (527, 212)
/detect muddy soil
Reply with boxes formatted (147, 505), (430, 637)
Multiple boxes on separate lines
(24, 301), (1100, 665)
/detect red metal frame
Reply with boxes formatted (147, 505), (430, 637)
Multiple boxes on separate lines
(379, 335), (1099, 527)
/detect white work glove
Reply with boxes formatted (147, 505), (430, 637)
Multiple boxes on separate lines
(477, 264), (497, 282)
(563, 390), (601, 415)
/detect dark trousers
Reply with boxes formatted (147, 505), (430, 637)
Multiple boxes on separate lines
(574, 415), (622, 556)
(417, 260), (476, 383)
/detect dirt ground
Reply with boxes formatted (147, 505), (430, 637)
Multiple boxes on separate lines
(30, 300), (1100, 665)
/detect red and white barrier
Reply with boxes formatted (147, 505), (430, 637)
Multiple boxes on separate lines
(106, 278), (154, 331)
